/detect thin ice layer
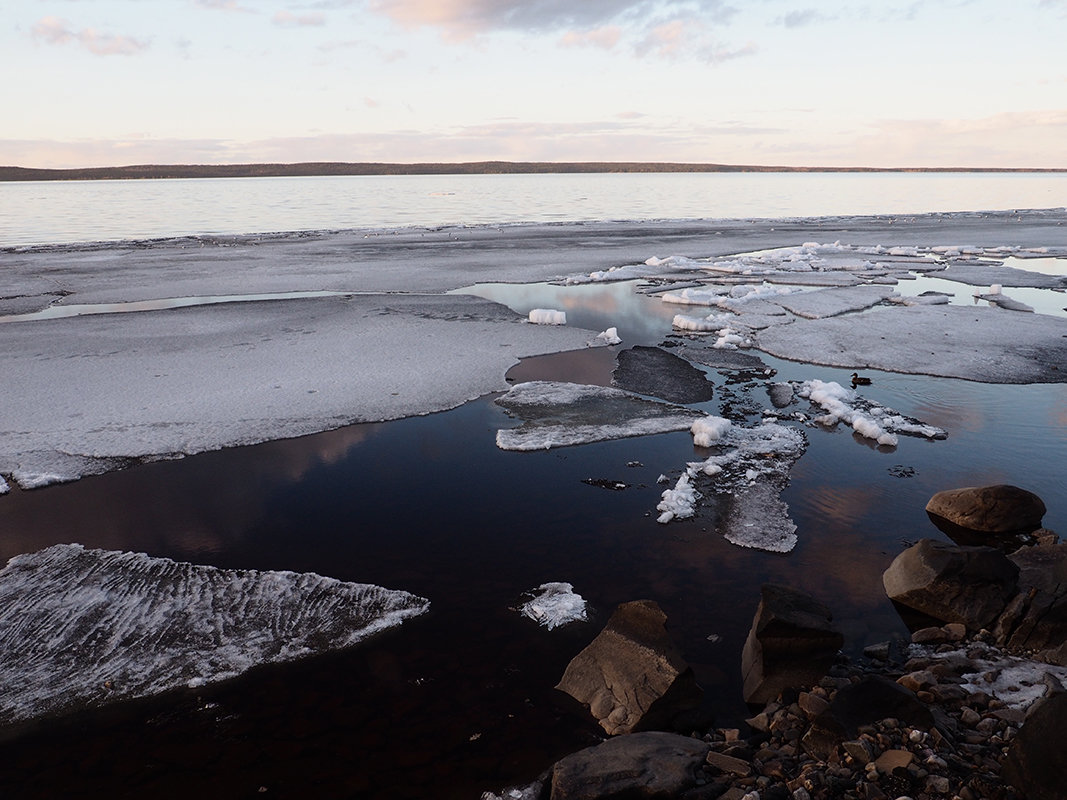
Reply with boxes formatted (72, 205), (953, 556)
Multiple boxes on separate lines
(0, 544), (430, 726)
(495, 381), (703, 451)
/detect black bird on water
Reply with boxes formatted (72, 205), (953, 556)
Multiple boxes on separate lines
(851, 372), (872, 387)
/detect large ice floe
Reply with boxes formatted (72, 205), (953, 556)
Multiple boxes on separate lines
(625, 239), (1067, 384)
(494, 381), (703, 451)
(0, 544), (429, 727)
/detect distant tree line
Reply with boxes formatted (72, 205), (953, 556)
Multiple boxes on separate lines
(1, 162), (1063, 181)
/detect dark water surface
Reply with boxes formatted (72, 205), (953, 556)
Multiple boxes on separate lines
(2, 281), (1065, 799)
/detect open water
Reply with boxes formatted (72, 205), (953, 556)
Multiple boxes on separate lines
(2, 171), (1066, 247)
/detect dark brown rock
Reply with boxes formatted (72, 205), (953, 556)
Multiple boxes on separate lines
(926, 485), (1046, 534)
(740, 584), (844, 704)
(883, 539), (1019, 631)
(556, 600), (703, 736)
(997, 544), (1067, 665)
(1002, 692), (1067, 800)
(549, 731), (711, 800)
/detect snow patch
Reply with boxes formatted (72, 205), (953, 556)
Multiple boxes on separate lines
(595, 326), (622, 345)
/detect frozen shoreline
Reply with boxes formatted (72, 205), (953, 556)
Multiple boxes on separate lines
(2, 210), (1065, 492)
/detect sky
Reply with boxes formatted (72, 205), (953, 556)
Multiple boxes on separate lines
(3, 0), (1066, 169)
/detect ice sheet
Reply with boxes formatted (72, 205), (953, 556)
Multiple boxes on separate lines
(0, 544), (429, 726)
(756, 305), (1067, 384)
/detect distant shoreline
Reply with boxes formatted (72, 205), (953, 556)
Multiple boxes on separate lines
(2, 162), (1066, 182)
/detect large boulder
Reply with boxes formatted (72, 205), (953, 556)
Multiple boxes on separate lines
(883, 539), (1019, 632)
(740, 584), (844, 705)
(926, 485), (1046, 534)
(555, 600), (703, 736)
(611, 346), (715, 404)
(995, 544), (1067, 665)
(1002, 691), (1067, 800)
(549, 732), (712, 800)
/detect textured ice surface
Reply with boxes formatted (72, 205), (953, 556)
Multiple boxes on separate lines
(494, 381), (703, 451)
(0, 544), (429, 727)
(658, 420), (806, 552)
(771, 285), (897, 319)
(757, 305), (1067, 384)
(519, 582), (588, 630)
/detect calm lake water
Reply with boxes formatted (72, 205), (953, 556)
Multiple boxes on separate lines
(2, 174), (1066, 798)
(2, 171), (1066, 247)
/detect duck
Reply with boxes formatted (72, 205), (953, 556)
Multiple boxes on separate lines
(850, 372), (872, 387)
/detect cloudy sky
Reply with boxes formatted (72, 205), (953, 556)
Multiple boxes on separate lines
(4, 0), (1066, 168)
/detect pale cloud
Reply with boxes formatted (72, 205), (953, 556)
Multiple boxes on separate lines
(779, 8), (832, 28)
(559, 25), (622, 49)
(31, 16), (148, 56)
(273, 10), (327, 26)
(367, 0), (738, 39)
(194, 0), (255, 11)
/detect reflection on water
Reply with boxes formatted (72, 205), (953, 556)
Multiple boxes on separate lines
(3, 278), (1066, 798)
(453, 279), (680, 346)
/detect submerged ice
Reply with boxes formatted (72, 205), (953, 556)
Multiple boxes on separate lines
(494, 381), (702, 451)
(0, 544), (429, 727)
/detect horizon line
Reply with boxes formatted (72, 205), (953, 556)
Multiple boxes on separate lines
(3, 161), (1067, 182)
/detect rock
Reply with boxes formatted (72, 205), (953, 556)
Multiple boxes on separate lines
(549, 731), (712, 800)
(883, 539), (1019, 631)
(997, 544), (1067, 665)
(816, 677), (934, 744)
(612, 345), (715, 404)
(767, 382), (795, 408)
(926, 485), (1046, 534)
(740, 584), (844, 705)
(873, 749), (914, 771)
(556, 600), (703, 735)
(705, 750), (753, 776)
(1002, 692), (1067, 800)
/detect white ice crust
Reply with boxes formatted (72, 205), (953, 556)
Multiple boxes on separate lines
(519, 582), (588, 630)
(494, 381), (702, 451)
(0, 544), (430, 726)
(528, 308), (567, 325)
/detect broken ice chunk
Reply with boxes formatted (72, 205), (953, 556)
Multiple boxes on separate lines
(0, 544), (430, 727)
(528, 308), (566, 325)
(519, 582), (588, 630)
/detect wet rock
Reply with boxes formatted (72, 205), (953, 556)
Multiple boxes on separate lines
(926, 485), (1046, 535)
(556, 600), (703, 736)
(612, 345), (715, 404)
(549, 731), (711, 800)
(883, 539), (1019, 631)
(1002, 691), (1067, 800)
(740, 584), (844, 704)
(997, 544), (1067, 665)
